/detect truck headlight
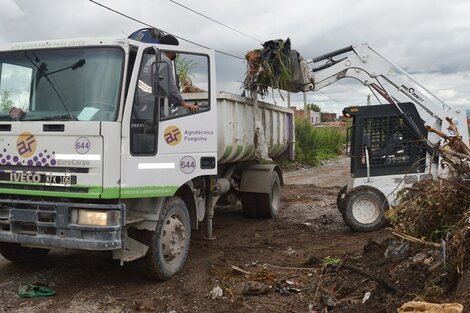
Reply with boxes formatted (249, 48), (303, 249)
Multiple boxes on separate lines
(71, 209), (120, 226)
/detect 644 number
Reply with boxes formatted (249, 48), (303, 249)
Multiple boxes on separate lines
(180, 156), (196, 174)
(75, 137), (91, 154)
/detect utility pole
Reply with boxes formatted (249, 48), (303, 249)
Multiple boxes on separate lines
(303, 92), (308, 119)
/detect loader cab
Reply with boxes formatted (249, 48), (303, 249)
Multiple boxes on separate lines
(343, 103), (428, 178)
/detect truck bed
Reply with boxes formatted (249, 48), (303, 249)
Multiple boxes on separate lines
(183, 92), (294, 163)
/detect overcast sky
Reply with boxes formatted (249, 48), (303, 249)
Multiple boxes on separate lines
(1, 0), (470, 114)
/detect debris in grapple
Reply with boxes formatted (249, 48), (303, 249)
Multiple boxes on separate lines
(243, 38), (314, 97)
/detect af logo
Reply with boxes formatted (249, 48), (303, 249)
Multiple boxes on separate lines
(163, 126), (182, 146)
(16, 132), (37, 158)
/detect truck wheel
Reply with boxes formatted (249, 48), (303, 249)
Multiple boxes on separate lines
(0, 242), (49, 264)
(342, 186), (389, 232)
(140, 197), (190, 280)
(241, 171), (281, 219)
(336, 185), (348, 214)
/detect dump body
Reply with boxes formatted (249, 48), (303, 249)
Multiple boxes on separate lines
(184, 92), (294, 164)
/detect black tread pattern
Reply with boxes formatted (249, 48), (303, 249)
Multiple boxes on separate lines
(139, 196), (190, 280)
(342, 186), (389, 232)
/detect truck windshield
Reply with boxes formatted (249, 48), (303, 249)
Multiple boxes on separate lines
(0, 47), (123, 121)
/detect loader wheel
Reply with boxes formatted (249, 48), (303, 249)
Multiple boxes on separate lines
(0, 242), (49, 264)
(336, 185), (348, 214)
(140, 197), (190, 280)
(343, 186), (389, 232)
(241, 171), (281, 219)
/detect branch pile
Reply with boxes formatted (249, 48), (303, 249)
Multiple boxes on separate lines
(388, 117), (470, 275)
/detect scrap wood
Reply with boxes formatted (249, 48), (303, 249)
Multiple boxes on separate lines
(435, 145), (470, 161)
(427, 121), (470, 157)
(262, 263), (318, 271)
(392, 231), (441, 249)
(445, 116), (470, 156)
(438, 176), (470, 191)
(232, 265), (251, 275)
(338, 262), (398, 293)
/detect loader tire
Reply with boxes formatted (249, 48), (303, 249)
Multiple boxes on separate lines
(139, 197), (190, 280)
(0, 242), (49, 264)
(336, 185), (348, 214)
(241, 171), (281, 219)
(343, 186), (389, 232)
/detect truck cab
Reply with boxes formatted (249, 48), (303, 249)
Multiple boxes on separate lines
(0, 38), (216, 276)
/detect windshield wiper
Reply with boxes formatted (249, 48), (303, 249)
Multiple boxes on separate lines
(22, 114), (78, 121)
(25, 52), (79, 121)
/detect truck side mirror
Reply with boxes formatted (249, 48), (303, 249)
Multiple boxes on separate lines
(154, 61), (170, 97)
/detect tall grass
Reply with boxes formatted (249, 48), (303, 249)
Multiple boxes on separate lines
(295, 118), (346, 166)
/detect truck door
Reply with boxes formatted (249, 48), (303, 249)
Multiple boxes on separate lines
(120, 47), (217, 198)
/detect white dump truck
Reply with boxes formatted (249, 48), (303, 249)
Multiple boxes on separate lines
(0, 37), (294, 279)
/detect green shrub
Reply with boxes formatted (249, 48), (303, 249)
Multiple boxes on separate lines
(295, 118), (345, 166)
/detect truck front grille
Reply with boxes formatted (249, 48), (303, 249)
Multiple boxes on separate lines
(0, 183), (89, 193)
(0, 165), (89, 173)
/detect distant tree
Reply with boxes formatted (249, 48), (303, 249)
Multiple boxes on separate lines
(306, 103), (321, 112)
(0, 90), (14, 112)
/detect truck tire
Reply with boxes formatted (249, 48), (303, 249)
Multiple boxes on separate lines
(140, 197), (190, 280)
(241, 171), (281, 219)
(336, 185), (348, 214)
(342, 186), (389, 232)
(0, 242), (49, 264)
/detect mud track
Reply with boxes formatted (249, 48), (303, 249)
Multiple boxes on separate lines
(0, 157), (394, 313)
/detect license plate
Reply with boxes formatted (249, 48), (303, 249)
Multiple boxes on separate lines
(45, 173), (72, 187)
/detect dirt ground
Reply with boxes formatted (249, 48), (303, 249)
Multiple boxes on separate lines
(0, 157), (464, 313)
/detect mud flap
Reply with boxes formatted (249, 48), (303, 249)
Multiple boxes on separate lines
(113, 235), (149, 263)
(239, 164), (283, 194)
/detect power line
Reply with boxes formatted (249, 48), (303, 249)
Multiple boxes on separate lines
(337, 81), (380, 104)
(88, 0), (244, 60)
(168, 0), (263, 44)
(317, 90), (351, 106)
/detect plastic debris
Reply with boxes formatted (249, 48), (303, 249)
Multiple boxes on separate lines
(274, 280), (301, 295)
(384, 239), (410, 261)
(362, 291), (371, 303)
(18, 284), (56, 298)
(208, 286), (223, 300)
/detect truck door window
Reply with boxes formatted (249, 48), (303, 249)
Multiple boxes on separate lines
(130, 48), (157, 155)
(160, 51), (210, 120)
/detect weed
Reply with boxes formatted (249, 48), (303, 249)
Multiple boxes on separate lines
(295, 118), (346, 166)
(323, 256), (341, 266)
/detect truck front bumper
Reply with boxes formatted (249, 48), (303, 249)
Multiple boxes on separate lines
(0, 199), (124, 250)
